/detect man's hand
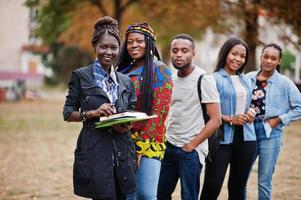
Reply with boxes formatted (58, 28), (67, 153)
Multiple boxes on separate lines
(182, 143), (195, 152)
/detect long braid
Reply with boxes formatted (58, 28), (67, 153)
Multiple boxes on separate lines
(141, 36), (154, 115)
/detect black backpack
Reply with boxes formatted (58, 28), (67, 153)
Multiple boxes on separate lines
(197, 74), (224, 163)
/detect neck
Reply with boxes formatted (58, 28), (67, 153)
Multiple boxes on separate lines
(102, 65), (111, 74)
(178, 64), (194, 78)
(135, 58), (145, 68)
(224, 67), (236, 76)
(258, 69), (274, 80)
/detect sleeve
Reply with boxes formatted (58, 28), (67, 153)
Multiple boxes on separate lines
(139, 66), (173, 140)
(127, 79), (137, 111)
(201, 75), (220, 103)
(63, 72), (81, 120)
(279, 78), (301, 125)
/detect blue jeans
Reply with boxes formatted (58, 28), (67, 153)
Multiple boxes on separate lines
(126, 156), (161, 200)
(254, 120), (282, 200)
(157, 142), (202, 200)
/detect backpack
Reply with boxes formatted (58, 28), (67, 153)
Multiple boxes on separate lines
(197, 74), (224, 163)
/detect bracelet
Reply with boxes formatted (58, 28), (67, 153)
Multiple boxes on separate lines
(229, 116), (233, 126)
(80, 111), (87, 122)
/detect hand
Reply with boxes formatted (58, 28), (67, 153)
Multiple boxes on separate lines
(182, 143), (195, 152)
(95, 103), (116, 117)
(112, 123), (132, 134)
(232, 114), (249, 125)
(136, 154), (142, 169)
(246, 108), (256, 123)
(267, 117), (281, 128)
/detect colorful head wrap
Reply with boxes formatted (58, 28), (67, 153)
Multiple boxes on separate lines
(126, 23), (156, 41)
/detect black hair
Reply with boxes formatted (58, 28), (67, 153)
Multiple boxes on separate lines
(91, 16), (121, 49)
(261, 43), (282, 72)
(214, 36), (249, 73)
(116, 32), (161, 115)
(171, 33), (195, 50)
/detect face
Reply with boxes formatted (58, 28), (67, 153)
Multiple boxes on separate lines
(260, 47), (281, 73)
(225, 44), (246, 74)
(95, 33), (120, 68)
(127, 32), (146, 61)
(170, 38), (195, 70)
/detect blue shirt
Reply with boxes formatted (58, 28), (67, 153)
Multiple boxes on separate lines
(214, 69), (256, 144)
(246, 70), (301, 136)
(92, 59), (119, 104)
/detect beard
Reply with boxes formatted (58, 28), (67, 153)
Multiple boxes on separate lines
(172, 62), (191, 70)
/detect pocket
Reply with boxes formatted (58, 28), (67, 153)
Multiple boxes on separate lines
(180, 148), (197, 160)
(74, 149), (93, 183)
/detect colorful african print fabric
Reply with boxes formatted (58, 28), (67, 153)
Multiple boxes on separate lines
(121, 62), (172, 160)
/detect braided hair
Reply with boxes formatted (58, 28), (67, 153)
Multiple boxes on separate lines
(261, 43), (282, 72)
(117, 23), (161, 115)
(91, 16), (121, 49)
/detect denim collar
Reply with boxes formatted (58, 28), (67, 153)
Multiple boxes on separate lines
(251, 69), (279, 83)
(218, 68), (243, 78)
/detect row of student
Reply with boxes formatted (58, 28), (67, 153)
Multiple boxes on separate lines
(63, 16), (301, 200)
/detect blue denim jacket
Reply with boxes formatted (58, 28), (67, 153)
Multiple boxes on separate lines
(214, 69), (256, 144)
(246, 70), (301, 136)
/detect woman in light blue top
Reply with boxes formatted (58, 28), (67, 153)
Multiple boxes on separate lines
(201, 37), (257, 200)
(246, 43), (301, 200)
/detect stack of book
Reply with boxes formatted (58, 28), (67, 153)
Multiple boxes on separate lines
(95, 111), (157, 128)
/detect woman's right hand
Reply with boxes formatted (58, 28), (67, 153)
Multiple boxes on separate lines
(232, 114), (250, 125)
(94, 103), (116, 117)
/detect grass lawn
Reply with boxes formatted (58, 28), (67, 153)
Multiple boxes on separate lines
(0, 92), (300, 199)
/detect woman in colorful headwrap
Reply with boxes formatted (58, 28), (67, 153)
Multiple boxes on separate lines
(117, 23), (172, 200)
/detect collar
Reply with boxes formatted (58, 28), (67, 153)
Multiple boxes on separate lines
(93, 59), (119, 86)
(218, 68), (242, 78)
(251, 69), (279, 83)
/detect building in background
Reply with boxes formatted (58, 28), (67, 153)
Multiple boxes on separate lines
(0, 0), (50, 101)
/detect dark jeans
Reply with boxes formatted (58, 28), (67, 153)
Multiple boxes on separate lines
(157, 142), (202, 200)
(200, 126), (257, 200)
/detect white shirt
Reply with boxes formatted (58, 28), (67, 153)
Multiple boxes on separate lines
(166, 67), (220, 164)
(230, 75), (247, 115)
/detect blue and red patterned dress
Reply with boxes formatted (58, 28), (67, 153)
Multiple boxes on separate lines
(121, 61), (172, 160)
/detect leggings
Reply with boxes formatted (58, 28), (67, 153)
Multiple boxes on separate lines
(200, 126), (257, 200)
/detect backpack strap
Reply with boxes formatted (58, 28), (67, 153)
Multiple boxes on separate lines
(197, 74), (209, 123)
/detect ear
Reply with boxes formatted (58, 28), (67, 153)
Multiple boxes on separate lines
(192, 50), (196, 57)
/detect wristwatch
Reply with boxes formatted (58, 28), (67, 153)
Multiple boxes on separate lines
(80, 111), (87, 122)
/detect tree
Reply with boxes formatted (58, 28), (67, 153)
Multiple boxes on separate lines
(219, 0), (301, 72)
(140, 0), (223, 63)
(27, 0), (301, 81)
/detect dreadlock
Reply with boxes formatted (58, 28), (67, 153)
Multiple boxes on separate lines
(117, 23), (161, 115)
(91, 16), (121, 49)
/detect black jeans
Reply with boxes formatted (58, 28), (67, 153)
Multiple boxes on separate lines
(200, 126), (257, 200)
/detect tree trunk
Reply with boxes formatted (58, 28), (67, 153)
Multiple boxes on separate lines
(114, 0), (122, 25)
(161, 45), (170, 67)
(241, 1), (259, 73)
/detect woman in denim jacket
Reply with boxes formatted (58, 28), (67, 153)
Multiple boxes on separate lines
(63, 16), (137, 200)
(246, 43), (301, 200)
(201, 37), (257, 200)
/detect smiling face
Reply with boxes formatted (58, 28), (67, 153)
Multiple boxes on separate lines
(126, 32), (146, 61)
(170, 38), (195, 70)
(95, 32), (120, 69)
(260, 46), (281, 73)
(224, 44), (247, 75)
